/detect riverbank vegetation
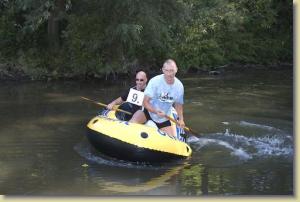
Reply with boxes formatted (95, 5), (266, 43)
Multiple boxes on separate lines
(0, 0), (293, 80)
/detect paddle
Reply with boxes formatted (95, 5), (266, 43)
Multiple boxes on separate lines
(80, 96), (132, 115)
(81, 96), (197, 135)
(164, 115), (199, 136)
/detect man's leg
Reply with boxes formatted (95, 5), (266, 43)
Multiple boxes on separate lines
(129, 110), (147, 124)
(160, 125), (177, 138)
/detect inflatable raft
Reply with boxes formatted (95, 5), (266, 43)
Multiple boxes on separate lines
(86, 107), (192, 163)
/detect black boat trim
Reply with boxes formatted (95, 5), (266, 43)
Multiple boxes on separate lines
(86, 128), (187, 163)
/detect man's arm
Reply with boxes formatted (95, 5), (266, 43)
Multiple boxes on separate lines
(174, 103), (185, 128)
(107, 97), (123, 110)
(144, 95), (169, 118)
(143, 95), (156, 113)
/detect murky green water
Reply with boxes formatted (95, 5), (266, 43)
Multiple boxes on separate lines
(0, 69), (293, 195)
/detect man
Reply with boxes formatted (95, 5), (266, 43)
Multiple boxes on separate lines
(130, 59), (185, 137)
(107, 71), (148, 119)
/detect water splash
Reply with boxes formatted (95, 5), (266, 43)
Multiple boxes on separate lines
(187, 121), (293, 161)
(187, 136), (252, 160)
(222, 132), (294, 157)
(237, 121), (293, 157)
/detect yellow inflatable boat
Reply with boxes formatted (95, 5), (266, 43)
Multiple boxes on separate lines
(86, 108), (192, 163)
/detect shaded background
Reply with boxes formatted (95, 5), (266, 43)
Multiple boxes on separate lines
(0, 0), (293, 80)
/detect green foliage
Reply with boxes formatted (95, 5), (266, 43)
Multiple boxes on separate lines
(0, 0), (293, 79)
(62, 0), (186, 76)
(174, 0), (292, 71)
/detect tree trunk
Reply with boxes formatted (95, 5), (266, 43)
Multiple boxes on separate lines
(47, 0), (65, 50)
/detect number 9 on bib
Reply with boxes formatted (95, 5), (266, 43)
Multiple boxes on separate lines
(126, 88), (145, 106)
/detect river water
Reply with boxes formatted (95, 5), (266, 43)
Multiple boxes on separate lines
(0, 69), (294, 195)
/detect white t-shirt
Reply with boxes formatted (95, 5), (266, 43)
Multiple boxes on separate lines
(144, 74), (184, 123)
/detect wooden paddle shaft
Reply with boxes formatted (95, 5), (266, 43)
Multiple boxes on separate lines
(80, 96), (132, 115)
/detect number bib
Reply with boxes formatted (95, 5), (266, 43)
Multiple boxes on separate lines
(126, 88), (144, 106)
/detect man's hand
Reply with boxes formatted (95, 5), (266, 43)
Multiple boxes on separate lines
(155, 109), (166, 118)
(107, 103), (114, 110)
(178, 118), (185, 129)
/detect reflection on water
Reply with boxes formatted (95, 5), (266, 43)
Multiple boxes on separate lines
(93, 164), (188, 194)
(0, 69), (293, 195)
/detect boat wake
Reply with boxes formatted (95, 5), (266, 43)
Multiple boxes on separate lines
(187, 121), (293, 161)
(239, 121), (281, 131)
